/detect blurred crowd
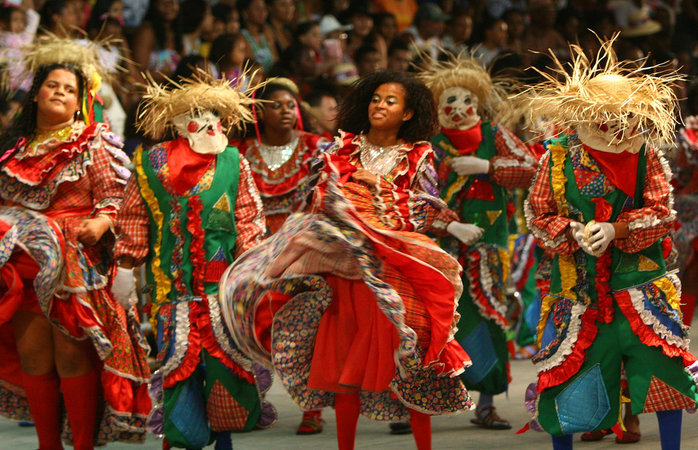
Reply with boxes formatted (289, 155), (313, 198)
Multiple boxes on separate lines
(2, 0), (698, 145)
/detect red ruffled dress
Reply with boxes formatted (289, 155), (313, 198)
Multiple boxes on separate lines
(221, 131), (473, 420)
(235, 131), (327, 234)
(0, 121), (151, 444)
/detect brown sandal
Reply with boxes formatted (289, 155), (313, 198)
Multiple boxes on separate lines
(580, 429), (613, 441)
(470, 405), (511, 430)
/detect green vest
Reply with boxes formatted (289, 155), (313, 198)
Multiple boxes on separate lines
(433, 121), (509, 247)
(548, 135), (666, 299)
(135, 144), (240, 304)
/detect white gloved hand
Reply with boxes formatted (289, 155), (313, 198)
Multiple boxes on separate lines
(449, 156), (490, 176)
(112, 267), (137, 309)
(569, 221), (595, 255)
(447, 222), (484, 246)
(585, 221), (615, 255)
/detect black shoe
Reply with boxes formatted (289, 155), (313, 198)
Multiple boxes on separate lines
(389, 421), (412, 435)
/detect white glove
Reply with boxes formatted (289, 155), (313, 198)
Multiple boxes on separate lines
(569, 221), (595, 255)
(585, 221), (615, 255)
(112, 267), (137, 309)
(447, 222), (484, 246)
(450, 156), (490, 176)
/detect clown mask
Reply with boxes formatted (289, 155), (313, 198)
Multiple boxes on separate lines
(172, 109), (228, 155)
(438, 87), (481, 130)
(576, 115), (644, 154)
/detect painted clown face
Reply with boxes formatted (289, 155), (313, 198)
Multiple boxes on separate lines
(576, 114), (643, 154)
(438, 86), (480, 130)
(172, 109), (227, 155)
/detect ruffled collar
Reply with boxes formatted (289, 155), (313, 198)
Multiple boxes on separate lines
(16, 121), (85, 160)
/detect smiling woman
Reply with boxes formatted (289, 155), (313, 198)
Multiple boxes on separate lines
(221, 71), (478, 450)
(0, 40), (150, 449)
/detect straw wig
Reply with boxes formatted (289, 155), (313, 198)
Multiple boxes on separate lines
(137, 70), (259, 141)
(417, 53), (508, 119)
(526, 35), (683, 148)
(11, 33), (121, 92)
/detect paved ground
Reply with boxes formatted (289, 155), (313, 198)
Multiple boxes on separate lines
(3, 319), (698, 449)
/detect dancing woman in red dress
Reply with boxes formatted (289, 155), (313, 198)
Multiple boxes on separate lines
(221, 72), (480, 450)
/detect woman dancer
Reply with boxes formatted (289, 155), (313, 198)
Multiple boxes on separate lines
(220, 71), (481, 450)
(0, 36), (150, 449)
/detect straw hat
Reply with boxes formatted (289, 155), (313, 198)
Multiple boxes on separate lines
(525, 34), (682, 148)
(137, 69), (261, 141)
(417, 51), (509, 119)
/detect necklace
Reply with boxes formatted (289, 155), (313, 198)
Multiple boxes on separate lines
(257, 133), (299, 171)
(358, 135), (405, 176)
(25, 124), (75, 157)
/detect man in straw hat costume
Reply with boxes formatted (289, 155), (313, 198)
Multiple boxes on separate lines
(522, 37), (698, 449)
(0, 34), (151, 449)
(419, 55), (538, 430)
(113, 72), (276, 450)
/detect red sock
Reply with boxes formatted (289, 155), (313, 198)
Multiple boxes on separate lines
(60, 370), (98, 450)
(681, 293), (697, 326)
(409, 408), (432, 450)
(334, 393), (360, 450)
(22, 371), (63, 450)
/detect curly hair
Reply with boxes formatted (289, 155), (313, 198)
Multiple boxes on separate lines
(0, 63), (85, 159)
(337, 71), (438, 142)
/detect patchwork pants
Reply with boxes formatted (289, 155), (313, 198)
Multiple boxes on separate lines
(162, 349), (262, 448)
(537, 305), (698, 436)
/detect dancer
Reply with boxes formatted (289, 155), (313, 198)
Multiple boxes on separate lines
(114, 72), (276, 450)
(220, 71), (480, 450)
(0, 36), (151, 449)
(419, 56), (538, 429)
(235, 78), (329, 235)
(234, 77), (328, 433)
(523, 38), (698, 449)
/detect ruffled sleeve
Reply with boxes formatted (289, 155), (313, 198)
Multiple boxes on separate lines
(615, 147), (675, 253)
(87, 126), (131, 220)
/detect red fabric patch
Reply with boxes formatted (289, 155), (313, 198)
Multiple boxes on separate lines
(643, 376), (696, 413)
(465, 178), (495, 201)
(442, 122), (482, 155)
(166, 137), (215, 196)
(206, 380), (250, 431)
(584, 146), (639, 198)
(592, 197), (613, 222)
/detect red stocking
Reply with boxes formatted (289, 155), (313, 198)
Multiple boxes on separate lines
(23, 371), (63, 450)
(409, 408), (432, 450)
(60, 370), (98, 450)
(334, 392), (360, 450)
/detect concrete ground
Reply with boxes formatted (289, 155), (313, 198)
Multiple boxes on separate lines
(3, 321), (698, 449)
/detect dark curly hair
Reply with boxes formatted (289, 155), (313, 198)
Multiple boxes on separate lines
(0, 63), (85, 159)
(337, 71), (438, 142)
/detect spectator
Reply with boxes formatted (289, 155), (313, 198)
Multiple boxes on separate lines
(267, 0), (296, 54)
(210, 32), (249, 85)
(373, 12), (397, 69)
(502, 8), (526, 56)
(211, 3), (241, 37)
(354, 44), (381, 78)
(0, 0), (40, 92)
(0, 90), (25, 133)
(122, 0), (148, 28)
(403, 3), (449, 61)
(86, 0), (124, 37)
(131, 0), (182, 81)
(318, 14), (351, 65)
(270, 43), (320, 99)
(306, 89), (339, 138)
(239, 0), (278, 71)
(520, 0), (567, 67)
(180, 0), (215, 57)
(474, 15), (509, 68)
(39, 0), (82, 37)
(442, 8), (473, 55)
(339, 6), (373, 63)
(387, 40), (411, 72)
